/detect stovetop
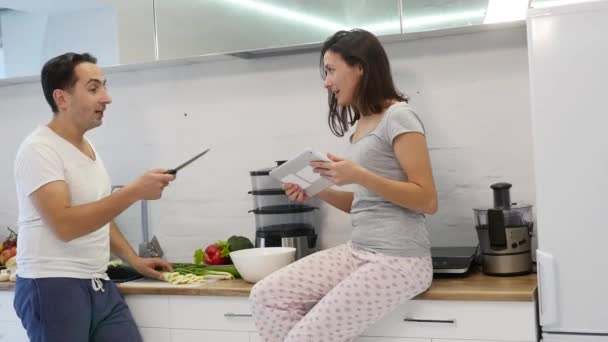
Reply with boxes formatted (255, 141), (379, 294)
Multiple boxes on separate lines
(431, 246), (478, 274)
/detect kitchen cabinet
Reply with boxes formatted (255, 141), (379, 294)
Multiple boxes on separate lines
(153, 0), (519, 61)
(0, 288), (538, 342)
(139, 328), (170, 342)
(0, 0), (155, 80)
(124, 295), (537, 342)
(249, 333), (262, 342)
(0, 0), (531, 84)
(0, 291), (19, 322)
(400, 0), (488, 33)
(154, 0), (401, 60)
(0, 322), (28, 342)
(358, 338), (429, 342)
(168, 295), (256, 331)
(0, 292), (27, 342)
(170, 329), (250, 342)
(363, 300), (537, 341)
(433, 340), (531, 342)
(432, 340), (520, 342)
(251, 331), (431, 341)
(249, 330), (431, 342)
(124, 295), (170, 328)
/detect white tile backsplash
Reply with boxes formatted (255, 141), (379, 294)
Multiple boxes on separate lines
(0, 26), (535, 259)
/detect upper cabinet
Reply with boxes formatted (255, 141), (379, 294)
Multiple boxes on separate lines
(401, 0), (488, 33)
(0, 0), (572, 81)
(154, 0), (401, 60)
(154, 0), (514, 61)
(0, 0), (155, 79)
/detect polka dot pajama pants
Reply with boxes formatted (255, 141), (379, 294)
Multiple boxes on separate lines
(250, 243), (433, 342)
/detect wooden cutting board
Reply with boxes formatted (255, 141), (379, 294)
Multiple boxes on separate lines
(116, 278), (253, 296)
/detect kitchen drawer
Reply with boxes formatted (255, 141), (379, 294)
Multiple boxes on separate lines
(125, 294), (170, 328)
(139, 327), (170, 342)
(249, 332), (262, 342)
(433, 340), (523, 342)
(362, 300), (536, 341)
(357, 338), (429, 342)
(0, 321), (28, 342)
(0, 292), (19, 322)
(169, 295), (256, 331)
(170, 328), (249, 342)
(249, 332), (431, 342)
(253, 336), (429, 342)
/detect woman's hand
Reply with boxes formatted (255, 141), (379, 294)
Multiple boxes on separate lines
(282, 183), (310, 202)
(310, 153), (367, 186)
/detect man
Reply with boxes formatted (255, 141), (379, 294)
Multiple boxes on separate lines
(13, 52), (175, 341)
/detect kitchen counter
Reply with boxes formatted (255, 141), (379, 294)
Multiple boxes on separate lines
(0, 271), (537, 301)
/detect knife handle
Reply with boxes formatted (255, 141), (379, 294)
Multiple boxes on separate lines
(165, 169), (177, 175)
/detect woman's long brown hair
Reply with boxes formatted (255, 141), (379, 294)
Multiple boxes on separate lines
(320, 29), (408, 137)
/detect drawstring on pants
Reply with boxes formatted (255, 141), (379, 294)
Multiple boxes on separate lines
(91, 273), (107, 292)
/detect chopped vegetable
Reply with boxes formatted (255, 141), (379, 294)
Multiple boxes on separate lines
(162, 272), (206, 285)
(108, 259), (123, 267)
(172, 263), (240, 278)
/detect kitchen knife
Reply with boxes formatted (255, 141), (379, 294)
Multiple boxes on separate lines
(165, 148), (210, 175)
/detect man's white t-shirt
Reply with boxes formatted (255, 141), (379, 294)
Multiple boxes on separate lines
(14, 126), (111, 279)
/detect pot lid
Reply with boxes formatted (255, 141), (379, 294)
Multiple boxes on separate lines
(473, 203), (533, 212)
(249, 161), (287, 176)
(248, 189), (285, 195)
(256, 224), (316, 237)
(249, 167), (274, 176)
(249, 204), (318, 214)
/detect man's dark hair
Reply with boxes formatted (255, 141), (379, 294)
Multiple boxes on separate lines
(41, 52), (98, 113)
(320, 29), (408, 137)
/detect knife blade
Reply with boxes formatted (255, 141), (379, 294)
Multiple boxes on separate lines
(165, 148), (210, 175)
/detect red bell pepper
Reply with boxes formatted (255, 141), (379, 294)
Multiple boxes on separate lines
(204, 241), (231, 265)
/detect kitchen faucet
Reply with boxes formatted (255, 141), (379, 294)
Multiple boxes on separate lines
(111, 185), (163, 258)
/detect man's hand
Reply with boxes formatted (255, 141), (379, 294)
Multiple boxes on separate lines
(127, 169), (176, 201)
(129, 256), (173, 280)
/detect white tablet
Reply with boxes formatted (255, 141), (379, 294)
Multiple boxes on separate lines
(269, 148), (335, 197)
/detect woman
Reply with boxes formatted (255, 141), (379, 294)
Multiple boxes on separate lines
(250, 29), (437, 342)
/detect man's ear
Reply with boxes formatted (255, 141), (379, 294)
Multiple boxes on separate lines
(53, 89), (67, 111)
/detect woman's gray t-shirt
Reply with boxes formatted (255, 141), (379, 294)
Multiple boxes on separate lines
(345, 102), (431, 257)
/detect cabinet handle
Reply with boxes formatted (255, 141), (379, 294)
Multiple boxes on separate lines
(224, 313), (253, 318)
(403, 317), (456, 324)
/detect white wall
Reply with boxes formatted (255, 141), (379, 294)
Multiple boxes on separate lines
(0, 26), (535, 262)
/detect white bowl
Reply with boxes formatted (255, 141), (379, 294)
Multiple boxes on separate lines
(229, 247), (296, 283)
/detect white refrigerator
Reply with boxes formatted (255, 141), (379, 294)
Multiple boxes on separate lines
(527, 1), (608, 341)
